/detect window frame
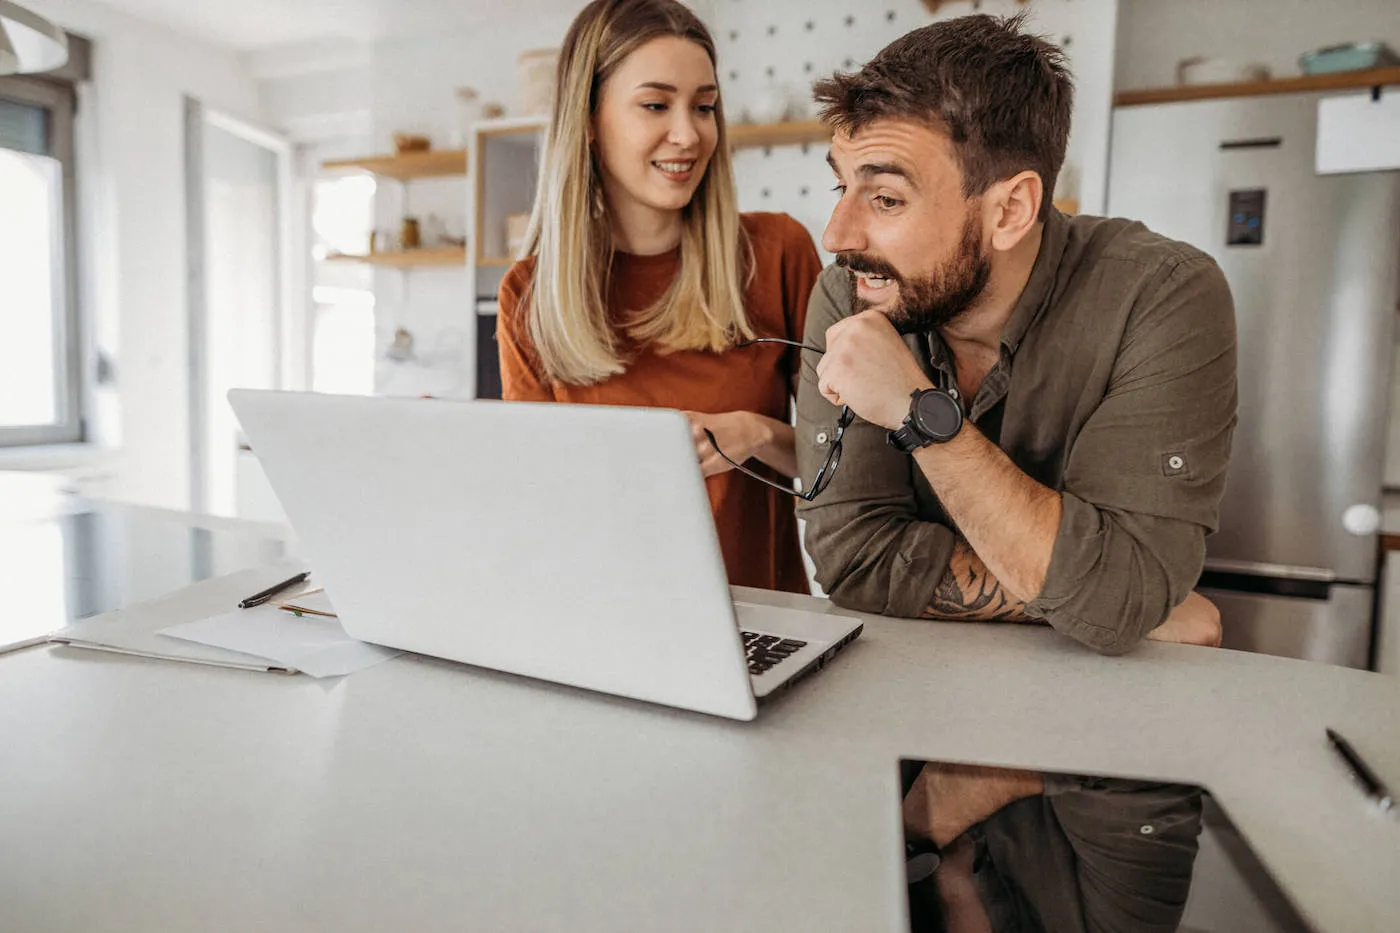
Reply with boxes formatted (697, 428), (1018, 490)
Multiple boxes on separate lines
(0, 74), (82, 446)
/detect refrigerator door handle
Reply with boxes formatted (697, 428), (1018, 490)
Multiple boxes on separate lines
(1202, 558), (1337, 582)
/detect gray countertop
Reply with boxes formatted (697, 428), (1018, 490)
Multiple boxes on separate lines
(2, 558), (1398, 932)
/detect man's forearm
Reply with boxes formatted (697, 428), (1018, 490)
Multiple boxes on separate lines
(922, 539), (1036, 622)
(903, 763), (1044, 848)
(913, 423), (1061, 603)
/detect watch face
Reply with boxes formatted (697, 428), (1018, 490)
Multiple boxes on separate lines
(913, 390), (962, 441)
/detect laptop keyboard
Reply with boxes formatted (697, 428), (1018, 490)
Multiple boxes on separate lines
(741, 631), (808, 676)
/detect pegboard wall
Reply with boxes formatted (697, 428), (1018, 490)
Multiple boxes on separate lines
(708, 0), (1119, 259)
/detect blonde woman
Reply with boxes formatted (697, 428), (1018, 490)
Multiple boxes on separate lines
(497, 0), (821, 594)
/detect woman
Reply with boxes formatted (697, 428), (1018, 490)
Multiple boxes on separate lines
(497, 0), (821, 594)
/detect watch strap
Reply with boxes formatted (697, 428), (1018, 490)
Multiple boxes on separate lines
(887, 423), (926, 453)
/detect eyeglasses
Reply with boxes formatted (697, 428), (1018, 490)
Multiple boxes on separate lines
(702, 338), (854, 501)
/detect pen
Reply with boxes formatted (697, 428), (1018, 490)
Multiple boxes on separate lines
(238, 571), (311, 609)
(1326, 728), (1393, 812)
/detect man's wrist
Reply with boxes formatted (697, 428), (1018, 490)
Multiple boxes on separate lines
(881, 379), (935, 430)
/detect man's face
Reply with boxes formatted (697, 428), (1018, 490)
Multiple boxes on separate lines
(822, 120), (991, 333)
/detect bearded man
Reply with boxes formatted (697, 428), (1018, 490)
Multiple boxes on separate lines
(797, 14), (1237, 655)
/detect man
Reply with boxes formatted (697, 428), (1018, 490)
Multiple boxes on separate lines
(796, 15), (1237, 932)
(797, 17), (1235, 654)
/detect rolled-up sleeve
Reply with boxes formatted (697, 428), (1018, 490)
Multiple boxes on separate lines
(795, 265), (958, 617)
(1025, 256), (1237, 654)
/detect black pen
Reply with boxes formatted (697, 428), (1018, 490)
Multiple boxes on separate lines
(238, 571), (311, 609)
(1326, 728), (1393, 813)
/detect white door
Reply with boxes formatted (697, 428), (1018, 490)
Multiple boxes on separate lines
(185, 99), (293, 517)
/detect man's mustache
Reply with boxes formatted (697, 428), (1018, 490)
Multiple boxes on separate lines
(835, 252), (902, 284)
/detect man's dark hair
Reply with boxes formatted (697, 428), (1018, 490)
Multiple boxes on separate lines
(813, 13), (1073, 220)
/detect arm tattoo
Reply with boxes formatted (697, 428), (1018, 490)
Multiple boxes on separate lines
(921, 540), (1034, 622)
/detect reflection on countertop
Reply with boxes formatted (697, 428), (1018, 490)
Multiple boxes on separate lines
(0, 473), (289, 648)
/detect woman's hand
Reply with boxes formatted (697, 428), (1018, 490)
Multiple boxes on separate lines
(684, 411), (789, 478)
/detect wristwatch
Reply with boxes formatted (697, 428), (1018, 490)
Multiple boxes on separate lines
(887, 387), (963, 453)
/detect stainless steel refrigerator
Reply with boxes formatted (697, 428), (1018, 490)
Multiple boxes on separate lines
(1107, 91), (1400, 669)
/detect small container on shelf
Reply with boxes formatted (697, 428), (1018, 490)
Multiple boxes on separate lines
(401, 217), (421, 250)
(392, 132), (432, 154)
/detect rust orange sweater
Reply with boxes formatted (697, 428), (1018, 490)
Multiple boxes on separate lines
(497, 212), (821, 594)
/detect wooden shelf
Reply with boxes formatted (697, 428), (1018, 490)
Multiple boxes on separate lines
(326, 247), (467, 269)
(321, 149), (468, 181)
(728, 120), (831, 150)
(476, 255), (517, 268)
(1115, 66), (1400, 107)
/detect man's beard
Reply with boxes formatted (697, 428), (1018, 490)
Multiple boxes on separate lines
(837, 212), (991, 335)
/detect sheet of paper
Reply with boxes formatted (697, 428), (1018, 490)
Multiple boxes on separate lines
(158, 605), (399, 678)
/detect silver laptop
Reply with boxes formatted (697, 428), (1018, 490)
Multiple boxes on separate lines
(229, 390), (863, 720)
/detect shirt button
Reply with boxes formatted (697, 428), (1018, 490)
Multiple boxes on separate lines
(815, 431), (829, 445)
(1140, 825), (1155, 835)
(1168, 456), (1184, 470)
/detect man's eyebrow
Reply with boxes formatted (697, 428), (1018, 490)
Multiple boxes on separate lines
(825, 151), (916, 187)
(856, 161), (914, 185)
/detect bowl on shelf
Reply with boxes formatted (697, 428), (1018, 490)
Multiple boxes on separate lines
(392, 133), (432, 154)
(1299, 42), (1400, 75)
(1175, 57), (1270, 86)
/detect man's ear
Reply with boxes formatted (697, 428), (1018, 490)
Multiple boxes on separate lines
(984, 171), (1043, 252)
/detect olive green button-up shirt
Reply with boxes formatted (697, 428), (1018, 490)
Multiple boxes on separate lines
(795, 209), (1238, 654)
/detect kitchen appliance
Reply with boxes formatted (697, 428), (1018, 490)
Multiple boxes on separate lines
(1107, 92), (1400, 668)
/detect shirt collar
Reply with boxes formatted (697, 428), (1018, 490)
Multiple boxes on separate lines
(999, 207), (1070, 354)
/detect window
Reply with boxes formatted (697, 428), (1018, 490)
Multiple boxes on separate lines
(309, 172), (376, 395)
(0, 76), (80, 445)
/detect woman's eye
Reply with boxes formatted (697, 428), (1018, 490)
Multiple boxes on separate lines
(697, 104), (716, 114)
(641, 102), (667, 112)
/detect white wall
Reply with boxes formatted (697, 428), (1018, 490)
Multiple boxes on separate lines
(248, 40), (374, 148)
(1116, 0), (1400, 91)
(25, 0), (267, 510)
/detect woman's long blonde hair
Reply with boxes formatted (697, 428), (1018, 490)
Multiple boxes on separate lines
(521, 0), (753, 386)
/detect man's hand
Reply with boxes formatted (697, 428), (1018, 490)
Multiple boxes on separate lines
(817, 311), (933, 430)
(1146, 591), (1223, 647)
(684, 410), (773, 478)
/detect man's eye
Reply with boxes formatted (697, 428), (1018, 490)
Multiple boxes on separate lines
(831, 184), (847, 195)
(874, 195), (902, 210)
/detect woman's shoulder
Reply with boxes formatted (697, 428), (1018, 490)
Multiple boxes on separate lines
(497, 256), (538, 324)
(740, 211), (817, 258)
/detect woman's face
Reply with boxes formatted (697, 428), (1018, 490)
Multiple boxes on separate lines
(591, 36), (720, 223)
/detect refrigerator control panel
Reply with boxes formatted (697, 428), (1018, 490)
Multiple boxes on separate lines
(1227, 189), (1267, 246)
